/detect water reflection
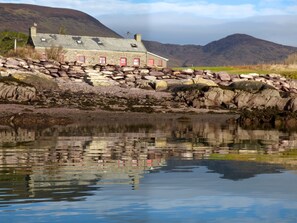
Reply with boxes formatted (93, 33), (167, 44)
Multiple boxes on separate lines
(1, 117), (297, 208)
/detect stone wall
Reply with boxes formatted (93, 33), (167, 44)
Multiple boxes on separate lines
(35, 47), (156, 67)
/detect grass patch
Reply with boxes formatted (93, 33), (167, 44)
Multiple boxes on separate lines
(175, 64), (297, 79)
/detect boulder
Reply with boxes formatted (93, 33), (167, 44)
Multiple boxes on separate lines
(181, 79), (194, 85)
(240, 74), (255, 80)
(150, 71), (164, 77)
(203, 87), (235, 108)
(268, 73), (282, 79)
(154, 80), (168, 91)
(235, 89), (283, 110)
(193, 77), (218, 87)
(136, 79), (153, 90)
(162, 68), (173, 75)
(91, 79), (119, 87)
(217, 72), (231, 81)
(12, 72), (58, 91)
(182, 68), (194, 75)
(6, 58), (20, 66)
(139, 69), (150, 74)
(122, 67), (135, 72)
(229, 80), (275, 93)
(194, 70), (204, 76)
(164, 79), (182, 88)
(285, 98), (297, 112)
(144, 76), (157, 81)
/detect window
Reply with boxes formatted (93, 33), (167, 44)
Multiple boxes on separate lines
(99, 56), (106, 64)
(77, 55), (86, 63)
(158, 59), (163, 67)
(133, 58), (140, 66)
(92, 37), (103, 45)
(120, 57), (127, 66)
(148, 59), (154, 66)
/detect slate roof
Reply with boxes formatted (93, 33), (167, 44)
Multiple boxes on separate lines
(31, 33), (147, 53)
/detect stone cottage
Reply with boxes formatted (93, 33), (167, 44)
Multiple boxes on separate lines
(28, 26), (168, 67)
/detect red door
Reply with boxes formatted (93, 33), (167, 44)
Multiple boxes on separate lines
(120, 57), (127, 66)
(148, 59), (154, 66)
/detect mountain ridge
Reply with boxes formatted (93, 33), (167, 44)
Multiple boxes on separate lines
(0, 3), (121, 38)
(143, 33), (297, 66)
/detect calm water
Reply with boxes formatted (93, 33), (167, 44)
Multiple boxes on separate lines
(1, 115), (297, 223)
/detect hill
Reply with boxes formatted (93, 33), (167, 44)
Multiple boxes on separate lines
(0, 3), (120, 37)
(144, 34), (297, 67)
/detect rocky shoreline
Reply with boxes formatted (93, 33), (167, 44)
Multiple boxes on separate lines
(1, 56), (297, 127)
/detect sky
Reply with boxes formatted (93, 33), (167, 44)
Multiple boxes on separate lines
(2, 0), (297, 46)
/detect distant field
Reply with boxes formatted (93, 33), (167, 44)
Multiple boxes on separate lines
(175, 64), (297, 79)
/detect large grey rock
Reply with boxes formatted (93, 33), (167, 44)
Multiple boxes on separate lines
(217, 72), (231, 81)
(6, 58), (20, 66)
(285, 98), (297, 112)
(235, 89), (283, 110)
(139, 69), (150, 74)
(144, 76), (157, 81)
(202, 88), (235, 108)
(193, 77), (218, 87)
(164, 79), (182, 88)
(136, 79), (153, 90)
(182, 68), (194, 75)
(122, 67), (135, 72)
(150, 71), (164, 77)
(229, 80), (275, 93)
(154, 80), (168, 91)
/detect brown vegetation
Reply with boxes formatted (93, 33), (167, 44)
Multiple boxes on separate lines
(5, 45), (40, 59)
(45, 45), (66, 62)
(285, 53), (297, 65)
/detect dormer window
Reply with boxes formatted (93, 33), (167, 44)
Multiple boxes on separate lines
(40, 37), (47, 42)
(92, 37), (103, 45)
(49, 34), (57, 40)
(131, 43), (138, 48)
(72, 36), (83, 44)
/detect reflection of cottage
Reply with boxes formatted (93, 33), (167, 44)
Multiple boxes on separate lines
(28, 26), (168, 67)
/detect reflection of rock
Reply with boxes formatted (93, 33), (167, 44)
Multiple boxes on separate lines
(0, 127), (35, 145)
(2, 121), (297, 205)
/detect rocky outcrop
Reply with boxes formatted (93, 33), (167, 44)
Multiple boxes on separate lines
(173, 84), (296, 112)
(0, 81), (37, 102)
(1, 55), (297, 114)
(1, 56), (297, 94)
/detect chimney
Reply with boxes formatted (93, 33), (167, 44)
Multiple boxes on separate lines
(134, 34), (141, 42)
(29, 26), (37, 37)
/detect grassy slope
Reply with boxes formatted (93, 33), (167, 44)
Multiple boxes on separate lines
(175, 64), (297, 79)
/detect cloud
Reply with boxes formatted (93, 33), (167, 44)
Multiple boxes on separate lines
(2, 0), (297, 46)
(3, 0), (297, 18)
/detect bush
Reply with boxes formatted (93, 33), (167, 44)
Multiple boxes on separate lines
(5, 45), (41, 60)
(45, 45), (66, 62)
(285, 53), (297, 65)
(0, 31), (28, 55)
